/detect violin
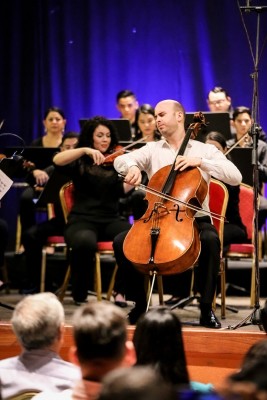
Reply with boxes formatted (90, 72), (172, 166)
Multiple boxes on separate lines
(103, 137), (148, 165)
(123, 112), (209, 276)
(103, 145), (125, 165)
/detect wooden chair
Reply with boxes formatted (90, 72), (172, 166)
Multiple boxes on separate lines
(7, 391), (40, 400)
(40, 203), (67, 293)
(55, 181), (118, 302)
(224, 183), (256, 306)
(146, 178), (229, 318)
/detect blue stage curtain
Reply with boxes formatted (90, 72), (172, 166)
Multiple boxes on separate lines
(0, 0), (266, 144)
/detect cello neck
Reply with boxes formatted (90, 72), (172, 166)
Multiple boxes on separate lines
(162, 113), (205, 195)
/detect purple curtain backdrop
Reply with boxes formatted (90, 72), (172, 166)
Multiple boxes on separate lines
(0, 0), (266, 144)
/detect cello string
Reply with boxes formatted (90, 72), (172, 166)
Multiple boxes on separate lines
(119, 175), (225, 222)
(137, 183), (225, 221)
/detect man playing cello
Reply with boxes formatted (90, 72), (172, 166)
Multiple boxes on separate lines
(113, 100), (242, 328)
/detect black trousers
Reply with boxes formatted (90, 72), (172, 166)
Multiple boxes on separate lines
(64, 216), (131, 302)
(21, 217), (64, 288)
(113, 217), (221, 307)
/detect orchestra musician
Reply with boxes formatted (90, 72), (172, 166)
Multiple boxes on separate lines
(113, 99), (242, 327)
(227, 106), (267, 229)
(53, 116), (133, 305)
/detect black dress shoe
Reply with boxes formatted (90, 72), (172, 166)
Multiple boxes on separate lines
(164, 296), (181, 306)
(200, 309), (221, 329)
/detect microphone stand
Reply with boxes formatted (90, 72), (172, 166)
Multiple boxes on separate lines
(229, 2), (267, 330)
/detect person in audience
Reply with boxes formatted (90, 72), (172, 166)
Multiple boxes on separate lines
(98, 366), (177, 400)
(0, 218), (8, 291)
(20, 132), (79, 294)
(116, 90), (139, 140)
(260, 300), (267, 333)
(133, 307), (213, 392)
(113, 99), (242, 327)
(33, 301), (136, 400)
(53, 116), (132, 305)
(217, 350), (267, 399)
(227, 106), (267, 229)
(0, 292), (80, 399)
(19, 106), (67, 236)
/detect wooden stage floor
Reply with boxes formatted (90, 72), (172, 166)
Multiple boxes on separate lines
(0, 290), (267, 389)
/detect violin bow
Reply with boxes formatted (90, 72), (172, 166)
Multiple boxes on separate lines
(119, 175), (226, 222)
(224, 132), (250, 156)
(104, 136), (148, 162)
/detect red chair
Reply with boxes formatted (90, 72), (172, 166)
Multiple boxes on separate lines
(55, 181), (118, 302)
(40, 203), (67, 293)
(147, 178), (229, 318)
(224, 183), (256, 306)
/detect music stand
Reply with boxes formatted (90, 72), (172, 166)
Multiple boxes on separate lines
(36, 169), (71, 208)
(228, 2), (267, 330)
(229, 147), (253, 187)
(0, 158), (20, 311)
(185, 112), (232, 142)
(79, 118), (132, 142)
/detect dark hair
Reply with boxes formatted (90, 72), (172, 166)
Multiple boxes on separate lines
(98, 366), (177, 400)
(43, 106), (65, 119)
(205, 131), (227, 150)
(241, 339), (267, 371)
(61, 131), (79, 142)
(72, 302), (127, 364)
(139, 103), (155, 116)
(136, 103), (161, 141)
(116, 90), (136, 102)
(78, 116), (119, 153)
(207, 86), (230, 99)
(228, 358), (267, 392)
(133, 307), (190, 385)
(232, 106), (251, 121)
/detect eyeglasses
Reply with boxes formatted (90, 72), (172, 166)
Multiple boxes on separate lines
(208, 99), (227, 106)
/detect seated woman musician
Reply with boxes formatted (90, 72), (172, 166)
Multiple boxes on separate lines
(19, 106), (67, 236)
(53, 116), (132, 305)
(123, 103), (162, 221)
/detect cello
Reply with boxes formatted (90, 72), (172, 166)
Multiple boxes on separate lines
(123, 112), (208, 276)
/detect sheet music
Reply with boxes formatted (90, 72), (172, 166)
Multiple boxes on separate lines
(0, 170), (13, 200)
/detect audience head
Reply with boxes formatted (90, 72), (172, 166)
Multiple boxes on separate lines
(205, 131), (227, 153)
(69, 302), (135, 379)
(207, 86), (231, 112)
(11, 292), (65, 351)
(60, 131), (79, 151)
(220, 358), (267, 400)
(78, 116), (119, 154)
(137, 104), (161, 142)
(116, 90), (139, 124)
(241, 339), (267, 371)
(43, 106), (66, 135)
(98, 366), (177, 400)
(260, 300), (267, 333)
(133, 307), (190, 386)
